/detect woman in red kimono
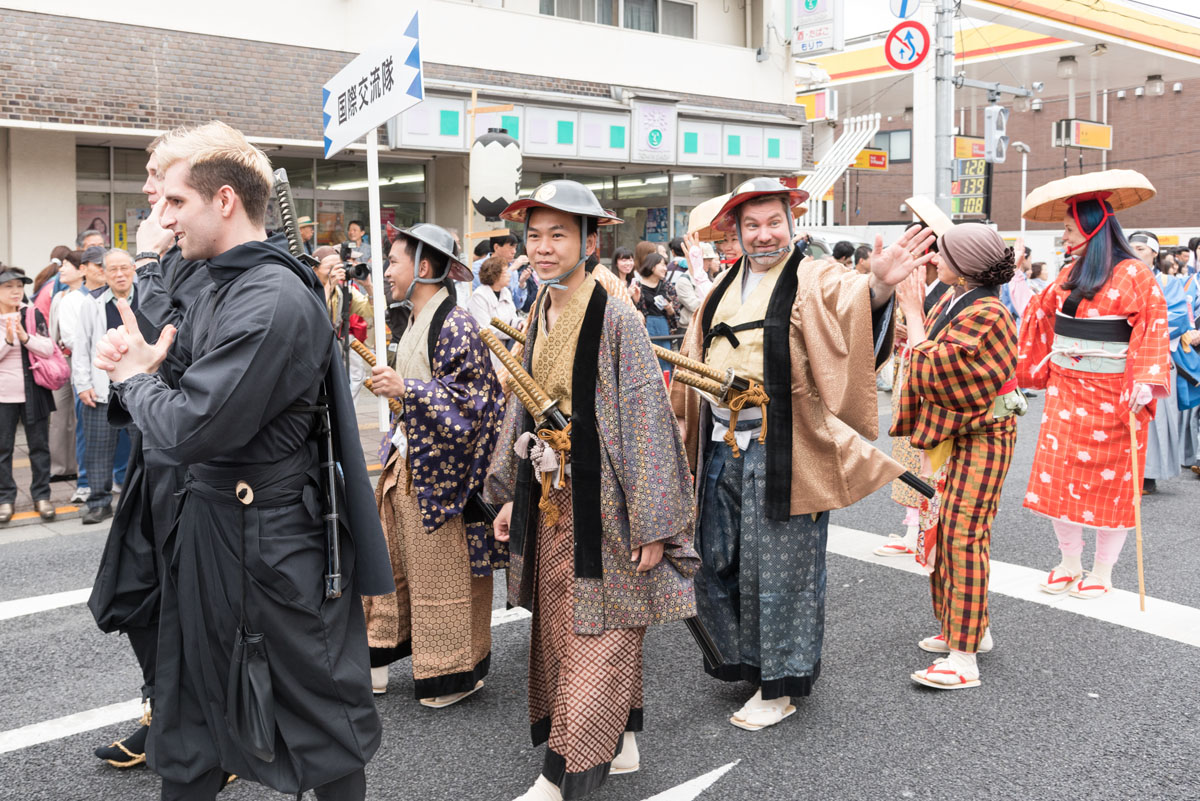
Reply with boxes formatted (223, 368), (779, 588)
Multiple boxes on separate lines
(892, 223), (1022, 690)
(1016, 171), (1169, 600)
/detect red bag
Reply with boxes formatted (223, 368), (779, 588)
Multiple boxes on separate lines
(23, 306), (71, 391)
(348, 313), (367, 343)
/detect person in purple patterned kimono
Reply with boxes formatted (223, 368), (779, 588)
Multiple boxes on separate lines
(485, 181), (700, 801)
(361, 223), (504, 707)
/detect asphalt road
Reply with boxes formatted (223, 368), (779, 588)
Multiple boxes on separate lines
(1, 391), (1197, 801)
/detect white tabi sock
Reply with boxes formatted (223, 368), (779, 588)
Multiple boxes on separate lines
(946, 649), (979, 679)
(903, 525), (919, 549)
(513, 775), (562, 801)
(761, 694), (791, 714)
(734, 687), (766, 718)
(1089, 560), (1115, 587)
(611, 731), (639, 772)
(1057, 553), (1083, 577)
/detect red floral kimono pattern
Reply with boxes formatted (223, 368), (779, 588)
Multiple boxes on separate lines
(1016, 259), (1170, 529)
(892, 293), (1017, 652)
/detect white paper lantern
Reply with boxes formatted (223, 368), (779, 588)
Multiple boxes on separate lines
(470, 128), (522, 221)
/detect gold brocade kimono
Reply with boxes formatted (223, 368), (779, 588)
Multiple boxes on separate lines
(671, 251), (904, 517)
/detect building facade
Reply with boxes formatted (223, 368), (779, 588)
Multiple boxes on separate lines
(0, 0), (806, 269)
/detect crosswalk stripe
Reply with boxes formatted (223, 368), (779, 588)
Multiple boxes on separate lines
(639, 761), (739, 801)
(827, 524), (1200, 649)
(0, 588), (92, 621)
(0, 698), (142, 755)
(0, 603), (532, 751)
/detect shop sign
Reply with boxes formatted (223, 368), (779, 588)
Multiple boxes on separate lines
(1053, 118), (1113, 151)
(322, 11), (424, 157)
(632, 101), (677, 164)
(852, 148), (888, 170)
(793, 0), (844, 56)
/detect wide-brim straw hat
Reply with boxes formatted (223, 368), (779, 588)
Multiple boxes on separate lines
(904, 196), (954, 237)
(1022, 169), (1155, 223)
(687, 194), (732, 241)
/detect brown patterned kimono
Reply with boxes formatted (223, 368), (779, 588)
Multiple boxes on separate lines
(363, 289), (503, 698)
(485, 272), (698, 799)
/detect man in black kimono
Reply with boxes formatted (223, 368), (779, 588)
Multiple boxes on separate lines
(93, 120), (392, 801)
(89, 130), (215, 768)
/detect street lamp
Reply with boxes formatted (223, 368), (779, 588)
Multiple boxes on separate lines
(1056, 56), (1078, 79)
(1147, 75), (1166, 97)
(1013, 141), (1031, 232)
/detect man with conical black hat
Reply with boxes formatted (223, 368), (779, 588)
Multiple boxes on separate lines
(360, 221), (504, 706)
(485, 180), (699, 801)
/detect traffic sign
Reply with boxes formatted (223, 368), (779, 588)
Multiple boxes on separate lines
(321, 11), (424, 158)
(890, 0), (920, 19)
(883, 20), (930, 72)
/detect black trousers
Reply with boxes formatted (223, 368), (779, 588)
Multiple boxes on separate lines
(126, 623), (158, 703)
(161, 767), (366, 801)
(0, 401), (50, 505)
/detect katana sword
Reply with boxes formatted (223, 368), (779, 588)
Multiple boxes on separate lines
(274, 167), (341, 598)
(489, 317), (935, 500)
(479, 327), (725, 670)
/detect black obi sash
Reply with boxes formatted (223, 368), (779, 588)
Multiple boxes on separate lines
(699, 249), (804, 522)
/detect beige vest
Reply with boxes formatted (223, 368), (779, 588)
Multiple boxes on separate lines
(705, 262), (785, 384)
(394, 287), (448, 382)
(531, 273), (597, 417)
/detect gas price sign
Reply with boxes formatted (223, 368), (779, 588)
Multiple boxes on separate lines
(950, 137), (988, 217)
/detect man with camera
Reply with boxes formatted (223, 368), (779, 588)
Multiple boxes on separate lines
(313, 245), (372, 397)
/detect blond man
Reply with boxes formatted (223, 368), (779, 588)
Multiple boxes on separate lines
(92, 121), (392, 801)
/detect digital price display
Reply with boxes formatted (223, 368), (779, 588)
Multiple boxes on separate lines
(951, 152), (988, 217)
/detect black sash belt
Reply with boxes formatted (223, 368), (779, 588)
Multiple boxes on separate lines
(1053, 315), (1133, 343)
(703, 319), (765, 350)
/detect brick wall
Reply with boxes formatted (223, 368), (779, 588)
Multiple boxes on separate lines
(834, 82), (1200, 231)
(0, 9), (799, 143)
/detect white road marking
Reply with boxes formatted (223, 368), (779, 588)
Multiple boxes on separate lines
(0, 602), (532, 752)
(491, 606), (531, 626)
(0, 590), (532, 628)
(827, 524), (1200, 649)
(639, 761), (739, 801)
(2, 524), (1195, 755)
(0, 588), (91, 621)
(0, 698), (142, 754)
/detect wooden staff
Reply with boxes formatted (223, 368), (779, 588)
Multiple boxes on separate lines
(348, 339), (403, 417)
(1129, 410), (1147, 611)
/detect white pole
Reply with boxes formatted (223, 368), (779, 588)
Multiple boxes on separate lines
(366, 130), (388, 432)
(1020, 149), (1028, 233)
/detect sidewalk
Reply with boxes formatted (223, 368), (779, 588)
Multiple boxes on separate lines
(2, 391), (390, 527)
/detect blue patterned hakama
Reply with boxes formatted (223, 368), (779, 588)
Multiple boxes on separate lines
(696, 432), (828, 700)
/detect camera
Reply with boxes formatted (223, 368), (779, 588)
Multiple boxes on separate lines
(339, 242), (371, 281)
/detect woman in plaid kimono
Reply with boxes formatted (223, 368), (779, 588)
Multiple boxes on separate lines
(892, 223), (1021, 690)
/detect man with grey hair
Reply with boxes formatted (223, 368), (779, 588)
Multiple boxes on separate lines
(73, 248), (138, 525)
(77, 229), (105, 250)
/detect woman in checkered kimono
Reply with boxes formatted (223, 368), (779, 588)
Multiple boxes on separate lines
(891, 223), (1021, 690)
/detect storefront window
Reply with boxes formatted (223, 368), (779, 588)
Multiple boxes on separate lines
(114, 147), (149, 182)
(76, 147), (109, 181)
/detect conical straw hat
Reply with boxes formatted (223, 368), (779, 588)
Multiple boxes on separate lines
(1022, 169), (1155, 223)
(904, 196), (954, 237)
(687, 193), (733, 241)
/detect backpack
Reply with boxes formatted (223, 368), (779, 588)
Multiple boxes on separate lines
(23, 306), (71, 391)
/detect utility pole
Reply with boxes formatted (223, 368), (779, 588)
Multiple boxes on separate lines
(934, 0), (955, 214)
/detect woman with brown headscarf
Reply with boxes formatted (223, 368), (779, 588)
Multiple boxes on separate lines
(891, 223), (1024, 690)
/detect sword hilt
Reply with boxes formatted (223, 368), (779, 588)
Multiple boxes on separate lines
(480, 329), (567, 429)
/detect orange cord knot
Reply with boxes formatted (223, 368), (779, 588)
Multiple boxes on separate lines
(722, 381), (770, 459)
